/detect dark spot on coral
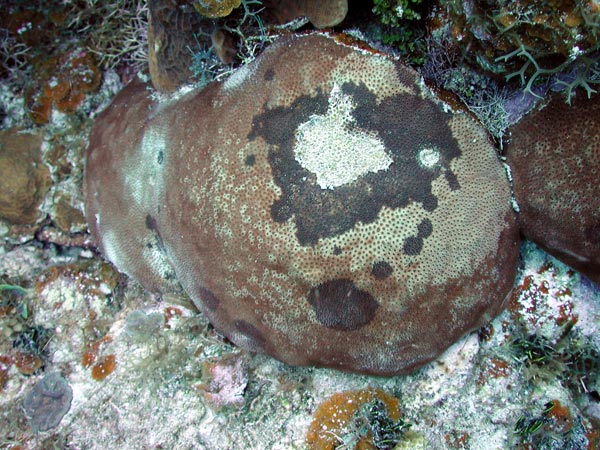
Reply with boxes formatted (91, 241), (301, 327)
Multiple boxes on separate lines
(371, 261), (393, 279)
(164, 271), (176, 280)
(264, 68), (275, 81)
(421, 195), (438, 212)
(418, 218), (433, 237)
(157, 150), (164, 165)
(445, 170), (460, 191)
(145, 214), (158, 231)
(234, 320), (266, 349)
(403, 236), (423, 256)
(403, 218), (433, 256)
(307, 279), (379, 331)
(145, 214), (165, 251)
(245, 154), (256, 166)
(333, 246), (342, 255)
(249, 82), (461, 246)
(198, 286), (220, 311)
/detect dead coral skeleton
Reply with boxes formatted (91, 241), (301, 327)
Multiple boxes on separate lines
(0, 28), (32, 85)
(66, 0), (149, 71)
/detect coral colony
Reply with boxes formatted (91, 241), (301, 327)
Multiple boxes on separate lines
(1, 1), (599, 448)
(85, 32), (599, 376)
(85, 33), (519, 376)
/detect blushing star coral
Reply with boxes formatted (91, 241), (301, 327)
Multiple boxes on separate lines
(506, 92), (600, 284)
(84, 33), (519, 376)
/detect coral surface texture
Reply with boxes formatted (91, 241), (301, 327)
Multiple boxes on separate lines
(506, 93), (600, 284)
(85, 33), (519, 376)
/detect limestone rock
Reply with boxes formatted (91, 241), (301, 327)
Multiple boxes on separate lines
(0, 128), (51, 225)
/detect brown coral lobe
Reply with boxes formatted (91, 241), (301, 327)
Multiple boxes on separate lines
(506, 93), (600, 284)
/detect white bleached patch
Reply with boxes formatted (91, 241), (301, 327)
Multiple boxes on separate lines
(293, 83), (392, 189)
(124, 123), (166, 206)
(418, 147), (440, 168)
(102, 230), (126, 273)
(223, 63), (255, 92)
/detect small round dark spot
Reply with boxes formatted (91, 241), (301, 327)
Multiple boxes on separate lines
(403, 218), (432, 255)
(198, 286), (220, 311)
(418, 218), (433, 238)
(164, 271), (176, 280)
(145, 214), (158, 231)
(421, 195), (438, 212)
(234, 320), (266, 350)
(245, 154), (256, 166)
(264, 68), (275, 81)
(403, 236), (423, 256)
(371, 261), (393, 279)
(307, 279), (379, 331)
(333, 246), (342, 255)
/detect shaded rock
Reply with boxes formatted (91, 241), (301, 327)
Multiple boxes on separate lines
(432, 0), (600, 91)
(148, 0), (208, 93)
(0, 128), (51, 225)
(506, 93), (600, 284)
(52, 192), (87, 233)
(85, 33), (519, 375)
(26, 49), (102, 125)
(23, 372), (73, 432)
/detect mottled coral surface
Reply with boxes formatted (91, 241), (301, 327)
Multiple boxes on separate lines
(85, 33), (519, 375)
(1, 2), (599, 448)
(506, 92), (600, 284)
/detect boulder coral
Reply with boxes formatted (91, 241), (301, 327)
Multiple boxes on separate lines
(85, 33), (519, 375)
(192, 0), (242, 18)
(148, 0), (208, 93)
(506, 93), (600, 284)
(263, 0), (348, 28)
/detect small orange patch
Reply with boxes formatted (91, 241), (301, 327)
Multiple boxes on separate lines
(478, 358), (511, 385)
(26, 49), (101, 124)
(164, 306), (183, 329)
(488, 358), (511, 378)
(14, 352), (43, 375)
(0, 355), (14, 390)
(545, 400), (573, 434)
(91, 354), (116, 381)
(306, 388), (401, 450)
(82, 335), (114, 378)
(586, 428), (600, 450)
(81, 351), (96, 368)
(445, 431), (469, 449)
